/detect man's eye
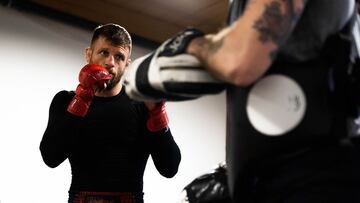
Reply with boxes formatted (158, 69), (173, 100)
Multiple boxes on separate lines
(115, 55), (124, 61)
(100, 51), (108, 56)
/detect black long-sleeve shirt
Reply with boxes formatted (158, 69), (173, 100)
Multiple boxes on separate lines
(40, 87), (181, 196)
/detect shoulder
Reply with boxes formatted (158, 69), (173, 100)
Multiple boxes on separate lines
(50, 90), (75, 107)
(125, 96), (149, 116)
(122, 87), (147, 109)
(130, 99), (148, 115)
(53, 90), (74, 100)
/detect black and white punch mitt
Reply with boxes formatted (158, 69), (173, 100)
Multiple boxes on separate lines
(122, 28), (226, 101)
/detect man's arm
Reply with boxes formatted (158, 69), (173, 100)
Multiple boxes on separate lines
(187, 0), (308, 86)
(147, 128), (181, 178)
(40, 91), (80, 168)
(41, 64), (111, 167)
(142, 102), (181, 178)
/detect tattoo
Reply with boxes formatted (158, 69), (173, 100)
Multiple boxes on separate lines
(252, 0), (304, 60)
(207, 38), (224, 56)
(200, 37), (225, 69)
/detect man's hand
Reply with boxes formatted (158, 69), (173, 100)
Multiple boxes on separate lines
(145, 101), (169, 132)
(67, 64), (112, 117)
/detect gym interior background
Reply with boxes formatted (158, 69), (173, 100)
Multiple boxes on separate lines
(0, 0), (228, 202)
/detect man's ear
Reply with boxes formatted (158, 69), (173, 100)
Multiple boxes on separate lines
(85, 47), (92, 63)
(126, 58), (132, 67)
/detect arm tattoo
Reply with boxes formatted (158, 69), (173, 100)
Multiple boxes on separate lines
(207, 38), (224, 56)
(252, 0), (306, 60)
(189, 36), (224, 69)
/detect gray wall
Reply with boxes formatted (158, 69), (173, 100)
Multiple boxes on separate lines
(0, 5), (226, 203)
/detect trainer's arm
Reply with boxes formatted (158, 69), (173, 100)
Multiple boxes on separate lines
(187, 0), (308, 86)
(40, 91), (80, 168)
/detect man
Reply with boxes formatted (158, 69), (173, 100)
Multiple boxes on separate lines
(40, 23), (181, 203)
(124, 0), (360, 202)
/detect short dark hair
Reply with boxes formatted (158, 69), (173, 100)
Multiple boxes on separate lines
(91, 23), (132, 53)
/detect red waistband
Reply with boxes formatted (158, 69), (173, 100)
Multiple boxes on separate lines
(73, 191), (139, 203)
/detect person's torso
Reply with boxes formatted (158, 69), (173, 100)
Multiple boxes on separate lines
(68, 88), (149, 192)
(225, 0), (356, 197)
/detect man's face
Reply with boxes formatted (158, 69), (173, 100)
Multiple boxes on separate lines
(86, 36), (131, 90)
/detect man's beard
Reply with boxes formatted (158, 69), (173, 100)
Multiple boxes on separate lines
(105, 72), (121, 90)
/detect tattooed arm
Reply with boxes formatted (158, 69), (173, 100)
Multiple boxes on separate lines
(186, 0), (307, 86)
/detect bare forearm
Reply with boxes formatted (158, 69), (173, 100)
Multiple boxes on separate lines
(187, 0), (308, 86)
(186, 28), (236, 82)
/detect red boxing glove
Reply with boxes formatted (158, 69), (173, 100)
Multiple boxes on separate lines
(67, 64), (112, 117)
(146, 101), (169, 132)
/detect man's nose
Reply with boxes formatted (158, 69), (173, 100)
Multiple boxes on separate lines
(105, 55), (115, 67)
